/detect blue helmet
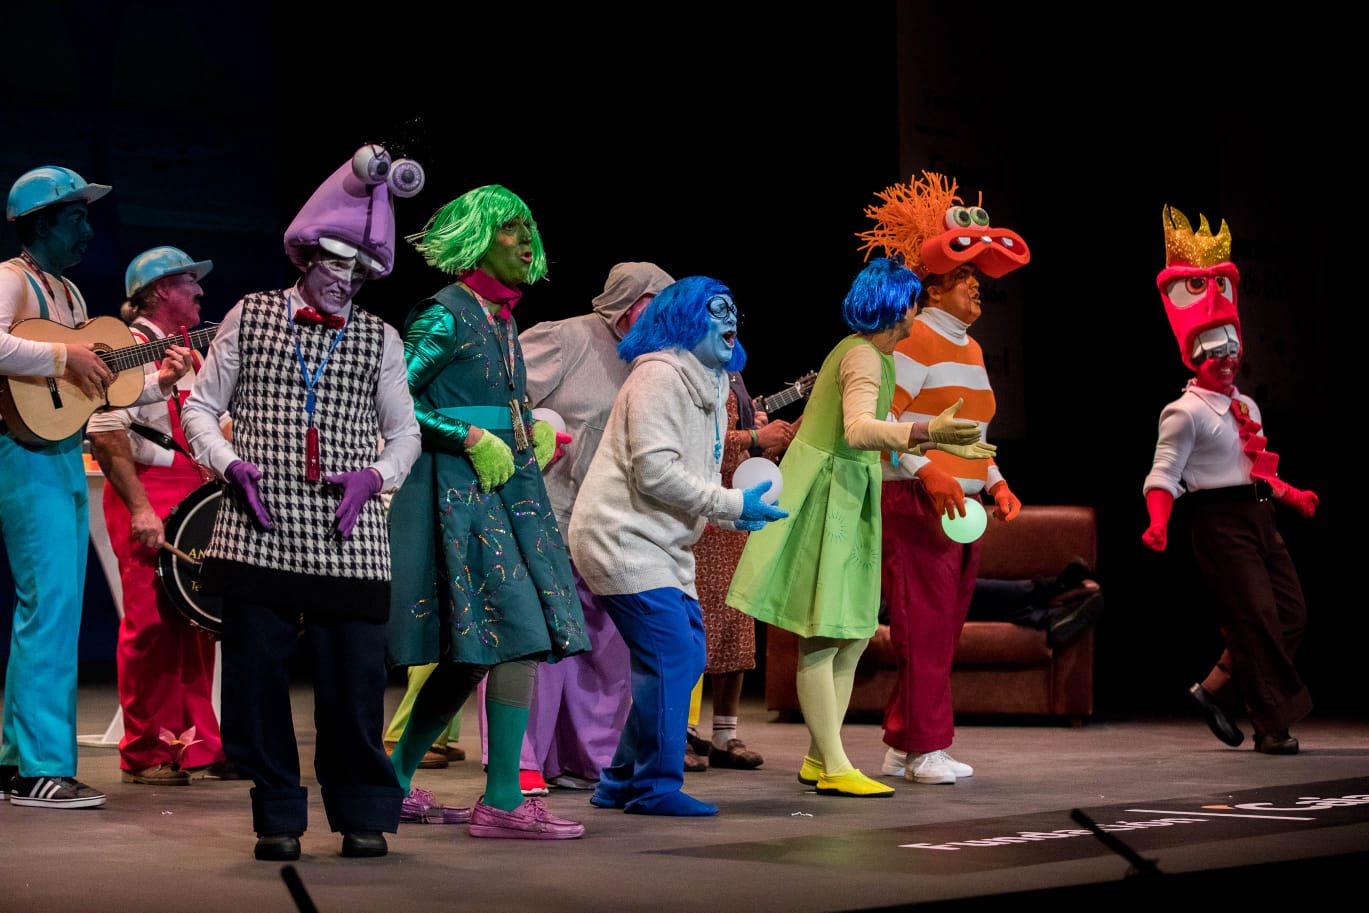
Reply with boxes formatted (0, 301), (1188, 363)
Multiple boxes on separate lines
(6, 165), (112, 221)
(124, 246), (214, 298)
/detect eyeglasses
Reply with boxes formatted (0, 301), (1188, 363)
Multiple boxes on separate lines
(706, 294), (740, 322)
(312, 254), (369, 283)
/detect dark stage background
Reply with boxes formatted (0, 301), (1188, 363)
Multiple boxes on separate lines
(1, 3), (1358, 718)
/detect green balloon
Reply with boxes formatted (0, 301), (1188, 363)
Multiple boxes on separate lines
(940, 498), (987, 543)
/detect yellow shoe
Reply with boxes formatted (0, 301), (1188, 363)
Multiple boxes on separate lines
(797, 755), (824, 786)
(815, 768), (895, 798)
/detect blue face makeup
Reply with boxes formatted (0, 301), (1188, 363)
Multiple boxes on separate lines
(692, 294), (737, 369)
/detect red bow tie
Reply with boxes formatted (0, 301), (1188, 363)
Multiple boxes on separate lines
(294, 306), (346, 329)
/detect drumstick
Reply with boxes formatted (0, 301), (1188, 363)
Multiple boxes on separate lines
(161, 541), (201, 566)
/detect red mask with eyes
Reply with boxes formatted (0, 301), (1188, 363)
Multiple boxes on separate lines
(1156, 206), (1242, 371)
(1156, 261), (1241, 370)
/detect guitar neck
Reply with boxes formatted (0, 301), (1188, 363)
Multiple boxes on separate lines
(760, 387), (803, 413)
(101, 324), (217, 374)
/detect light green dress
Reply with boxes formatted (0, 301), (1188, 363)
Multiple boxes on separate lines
(726, 335), (893, 639)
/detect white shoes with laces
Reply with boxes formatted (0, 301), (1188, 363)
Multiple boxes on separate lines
(882, 747), (974, 784)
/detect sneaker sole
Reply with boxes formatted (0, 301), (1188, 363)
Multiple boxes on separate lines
(909, 772), (956, 785)
(469, 824), (584, 839)
(10, 794), (107, 808)
(813, 786), (894, 797)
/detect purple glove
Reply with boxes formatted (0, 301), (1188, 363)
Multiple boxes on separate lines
(224, 460), (274, 531)
(325, 468), (383, 540)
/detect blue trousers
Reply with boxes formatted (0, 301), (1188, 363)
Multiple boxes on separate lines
(596, 588), (705, 812)
(0, 434), (86, 777)
(219, 597), (401, 836)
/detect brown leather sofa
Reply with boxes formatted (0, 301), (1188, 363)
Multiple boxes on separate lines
(764, 504), (1097, 726)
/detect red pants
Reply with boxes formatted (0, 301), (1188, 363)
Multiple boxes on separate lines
(879, 479), (981, 754)
(105, 464), (223, 771)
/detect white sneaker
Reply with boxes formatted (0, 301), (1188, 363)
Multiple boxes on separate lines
(907, 750), (957, 785)
(941, 751), (974, 778)
(881, 747), (907, 778)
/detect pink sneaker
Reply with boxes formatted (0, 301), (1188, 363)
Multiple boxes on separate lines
(401, 785), (472, 825)
(469, 797), (585, 839)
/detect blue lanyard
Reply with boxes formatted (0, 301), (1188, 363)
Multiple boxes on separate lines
(286, 292), (347, 428)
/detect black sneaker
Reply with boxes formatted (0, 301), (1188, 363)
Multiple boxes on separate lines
(0, 765), (16, 797)
(8, 776), (107, 809)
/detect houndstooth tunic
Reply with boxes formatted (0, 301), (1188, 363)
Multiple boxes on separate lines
(201, 290), (392, 619)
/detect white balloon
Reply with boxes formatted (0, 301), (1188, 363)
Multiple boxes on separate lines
(530, 408), (566, 436)
(731, 457), (783, 505)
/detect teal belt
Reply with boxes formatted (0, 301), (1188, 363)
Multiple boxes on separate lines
(436, 405), (513, 429)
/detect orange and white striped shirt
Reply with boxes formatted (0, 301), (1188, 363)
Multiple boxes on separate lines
(881, 308), (1003, 494)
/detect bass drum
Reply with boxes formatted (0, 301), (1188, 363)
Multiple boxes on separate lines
(156, 482), (224, 637)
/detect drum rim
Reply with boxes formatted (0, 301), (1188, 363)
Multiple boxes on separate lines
(156, 481), (223, 636)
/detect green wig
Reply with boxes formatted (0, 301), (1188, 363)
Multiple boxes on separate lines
(408, 184), (549, 282)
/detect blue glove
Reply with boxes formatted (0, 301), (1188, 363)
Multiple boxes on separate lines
(325, 468), (383, 540)
(224, 460), (274, 531)
(738, 480), (788, 529)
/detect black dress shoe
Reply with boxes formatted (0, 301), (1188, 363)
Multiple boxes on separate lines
(1254, 730), (1300, 755)
(254, 834), (301, 861)
(340, 831), (388, 858)
(1188, 683), (1244, 747)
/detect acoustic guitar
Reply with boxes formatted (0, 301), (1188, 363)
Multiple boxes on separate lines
(752, 371), (817, 415)
(0, 316), (218, 445)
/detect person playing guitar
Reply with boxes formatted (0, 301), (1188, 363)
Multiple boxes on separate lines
(1, 166), (190, 810)
(87, 245), (236, 788)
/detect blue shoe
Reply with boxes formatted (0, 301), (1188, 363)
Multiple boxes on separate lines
(624, 791), (718, 816)
(589, 788), (626, 809)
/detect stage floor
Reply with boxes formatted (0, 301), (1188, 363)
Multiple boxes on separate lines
(2, 682), (1365, 913)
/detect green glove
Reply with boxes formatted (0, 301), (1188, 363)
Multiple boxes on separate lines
(466, 430), (515, 491)
(533, 419), (556, 470)
(938, 440), (997, 460)
(928, 397), (982, 445)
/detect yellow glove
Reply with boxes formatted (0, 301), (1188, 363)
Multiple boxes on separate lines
(927, 398), (982, 445)
(937, 441), (997, 460)
(466, 429), (515, 491)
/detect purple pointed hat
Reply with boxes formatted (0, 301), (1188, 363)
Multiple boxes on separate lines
(284, 157), (396, 278)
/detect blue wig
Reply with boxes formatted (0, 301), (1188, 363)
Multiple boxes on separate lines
(618, 275), (747, 372)
(842, 257), (921, 333)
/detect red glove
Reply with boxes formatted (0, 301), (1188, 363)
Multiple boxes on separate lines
(1272, 481), (1318, 518)
(916, 463), (965, 520)
(988, 480), (1020, 522)
(1141, 488), (1173, 552)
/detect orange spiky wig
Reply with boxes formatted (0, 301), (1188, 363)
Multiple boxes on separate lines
(856, 171), (1029, 279)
